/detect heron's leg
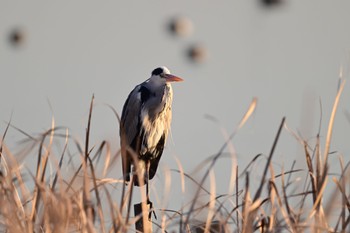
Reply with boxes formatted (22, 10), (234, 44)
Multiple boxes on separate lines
(145, 161), (151, 203)
(146, 162), (157, 220)
(125, 175), (134, 225)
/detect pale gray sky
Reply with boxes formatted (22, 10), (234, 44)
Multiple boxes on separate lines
(1, 0), (350, 213)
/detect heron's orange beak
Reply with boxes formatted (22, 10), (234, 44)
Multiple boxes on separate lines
(164, 74), (184, 82)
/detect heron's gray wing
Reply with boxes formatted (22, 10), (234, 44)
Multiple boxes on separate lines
(120, 85), (142, 181)
(121, 85), (142, 145)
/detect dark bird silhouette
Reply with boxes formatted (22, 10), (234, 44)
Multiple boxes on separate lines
(120, 66), (183, 209)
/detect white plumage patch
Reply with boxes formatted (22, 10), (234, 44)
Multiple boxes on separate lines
(140, 107), (167, 155)
(139, 84), (172, 156)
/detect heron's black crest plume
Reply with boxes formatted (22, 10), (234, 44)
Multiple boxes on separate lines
(151, 67), (164, 76)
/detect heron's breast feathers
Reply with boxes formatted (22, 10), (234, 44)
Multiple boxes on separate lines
(140, 107), (171, 156)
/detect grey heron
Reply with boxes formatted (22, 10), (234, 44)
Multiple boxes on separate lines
(120, 66), (183, 212)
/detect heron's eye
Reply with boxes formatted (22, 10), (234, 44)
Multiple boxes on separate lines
(152, 67), (164, 76)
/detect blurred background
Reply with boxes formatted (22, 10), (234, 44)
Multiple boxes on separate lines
(1, 1), (350, 213)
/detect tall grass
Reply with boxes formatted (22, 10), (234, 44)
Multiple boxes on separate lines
(0, 78), (348, 233)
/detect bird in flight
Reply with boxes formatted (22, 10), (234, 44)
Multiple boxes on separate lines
(120, 66), (183, 215)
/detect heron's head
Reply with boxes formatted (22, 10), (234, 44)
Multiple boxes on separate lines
(150, 66), (183, 84)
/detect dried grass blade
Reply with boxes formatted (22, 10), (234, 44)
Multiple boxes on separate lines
(304, 141), (317, 203)
(308, 174), (328, 218)
(0, 115), (11, 164)
(51, 128), (69, 191)
(332, 177), (350, 213)
(241, 172), (251, 233)
(82, 95), (98, 228)
(184, 98), (258, 229)
(281, 167), (297, 229)
(173, 156), (185, 194)
(85, 94), (94, 162)
(87, 156), (105, 233)
(323, 79), (345, 166)
(254, 117), (285, 201)
(204, 170), (216, 233)
(238, 97), (257, 129)
(269, 180), (295, 232)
